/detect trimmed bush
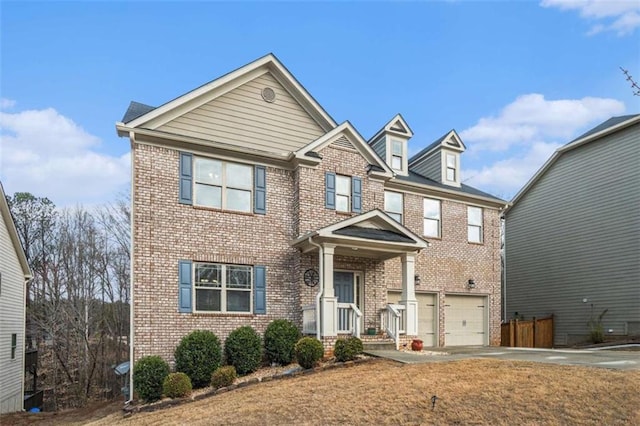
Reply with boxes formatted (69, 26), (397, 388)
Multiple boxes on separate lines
(163, 372), (192, 398)
(224, 326), (263, 376)
(211, 366), (237, 389)
(133, 355), (170, 402)
(175, 330), (222, 388)
(264, 319), (301, 365)
(334, 337), (364, 362)
(294, 337), (324, 369)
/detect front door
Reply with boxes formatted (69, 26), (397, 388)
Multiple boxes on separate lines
(334, 272), (354, 333)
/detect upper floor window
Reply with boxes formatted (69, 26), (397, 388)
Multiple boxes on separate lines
(11, 333), (17, 359)
(445, 153), (457, 182)
(326, 172), (362, 213)
(194, 158), (252, 212)
(194, 263), (253, 313)
(467, 206), (483, 243)
(423, 198), (441, 238)
(384, 191), (403, 223)
(391, 140), (404, 171)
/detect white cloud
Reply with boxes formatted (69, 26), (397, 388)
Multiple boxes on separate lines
(541, 0), (640, 36)
(0, 98), (16, 109)
(0, 106), (130, 206)
(460, 94), (625, 152)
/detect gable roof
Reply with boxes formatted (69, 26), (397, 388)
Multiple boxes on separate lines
(294, 121), (393, 176)
(408, 129), (465, 166)
(368, 113), (414, 143)
(0, 183), (32, 279)
(506, 114), (640, 213)
(117, 53), (337, 132)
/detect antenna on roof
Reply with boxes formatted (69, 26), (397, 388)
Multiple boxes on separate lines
(620, 67), (640, 96)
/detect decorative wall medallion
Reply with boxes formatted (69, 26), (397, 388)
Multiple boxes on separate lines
(303, 269), (319, 287)
(261, 87), (276, 103)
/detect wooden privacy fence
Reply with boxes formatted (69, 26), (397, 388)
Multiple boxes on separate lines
(501, 315), (554, 348)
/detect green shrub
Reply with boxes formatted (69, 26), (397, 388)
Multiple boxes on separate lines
(211, 366), (237, 389)
(294, 337), (324, 369)
(175, 330), (222, 388)
(264, 319), (301, 365)
(334, 337), (364, 362)
(162, 372), (192, 398)
(224, 326), (263, 376)
(133, 355), (170, 402)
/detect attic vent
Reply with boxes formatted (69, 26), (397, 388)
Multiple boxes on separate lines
(332, 135), (356, 150)
(261, 87), (276, 103)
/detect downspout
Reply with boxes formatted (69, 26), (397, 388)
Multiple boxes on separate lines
(501, 211), (507, 321)
(22, 276), (32, 412)
(126, 132), (136, 405)
(307, 237), (323, 341)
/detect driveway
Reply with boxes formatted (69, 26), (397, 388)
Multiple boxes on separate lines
(365, 345), (640, 370)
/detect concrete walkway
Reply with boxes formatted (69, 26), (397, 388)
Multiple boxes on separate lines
(364, 345), (640, 370)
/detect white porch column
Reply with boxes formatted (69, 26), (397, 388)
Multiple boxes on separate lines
(400, 252), (418, 336)
(320, 244), (337, 337)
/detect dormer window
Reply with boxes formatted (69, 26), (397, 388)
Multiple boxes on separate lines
(446, 153), (457, 182)
(391, 140), (404, 171)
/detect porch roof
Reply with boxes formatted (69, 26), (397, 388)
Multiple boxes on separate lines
(291, 209), (428, 260)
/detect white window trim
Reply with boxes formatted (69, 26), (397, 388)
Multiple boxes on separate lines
(384, 191), (403, 223)
(442, 151), (461, 187)
(387, 138), (408, 175)
(423, 198), (441, 238)
(193, 263), (253, 314)
(467, 206), (483, 243)
(193, 157), (253, 212)
(335, 174), (352, 213)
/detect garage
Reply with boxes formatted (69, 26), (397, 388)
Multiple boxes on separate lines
(388, 291), (437, 347)
(444, 295), (487, 346)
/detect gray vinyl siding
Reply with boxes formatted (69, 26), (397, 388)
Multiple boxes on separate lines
(370, 136), (386, 162)
(0, 212), (25, 413)
(505, 124), (640, 345)
(411, 151), (441, 181)
(159, 72), (325, 155)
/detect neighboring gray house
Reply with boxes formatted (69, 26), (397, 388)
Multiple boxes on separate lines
(0, 182), (32, 413)
(504, 114), (640, 346)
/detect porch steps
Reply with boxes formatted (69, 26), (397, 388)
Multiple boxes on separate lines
(362, 340), (397, 352)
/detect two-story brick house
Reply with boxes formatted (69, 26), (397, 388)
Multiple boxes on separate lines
(116, 54), (506, 365)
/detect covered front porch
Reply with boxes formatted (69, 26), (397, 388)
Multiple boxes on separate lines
(292, 209), (429, 350)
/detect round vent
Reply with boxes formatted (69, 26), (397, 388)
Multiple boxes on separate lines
(261, 87), (276, 103)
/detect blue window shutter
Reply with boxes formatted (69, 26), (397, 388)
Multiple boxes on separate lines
(254, 266), (266, 314)
(254, 165), (266, 214)
(325, 172), (336, 209)
(178, 260), (192, 313)
(179, 152), (193, 205)
(352, 177), (362, 213)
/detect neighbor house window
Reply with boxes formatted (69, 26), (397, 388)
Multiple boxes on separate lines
(391, 140), (404, 171)
(384, 191), (403, 223)
(11, 334), (17, 359)
(194, 263), (252, 313)
(446, 153), (457, 182)
(423, 198), (441, 238)
(335, 175), (351, 213)
(467, 206), (483, 243)
(194, 157), (252, 212)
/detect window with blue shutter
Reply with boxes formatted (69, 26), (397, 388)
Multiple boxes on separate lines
(254, 165), (266, 214)
(352, 177), (362, 213)
(178, 260), (192, 313)
(254, 266), (266, 314)
(179, 152), (193, 204)
(325, 172), (336, 209)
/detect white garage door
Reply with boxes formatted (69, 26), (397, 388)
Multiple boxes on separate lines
(444, 295), (487, 346)
(388, 291), (436, 347)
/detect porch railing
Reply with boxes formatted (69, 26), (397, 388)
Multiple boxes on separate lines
(381, 304), (406, 350)
(337, 303), (362, 337)
(302, 304), (317, 335)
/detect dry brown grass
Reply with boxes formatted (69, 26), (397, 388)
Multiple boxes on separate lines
(5, 359), (639, 425)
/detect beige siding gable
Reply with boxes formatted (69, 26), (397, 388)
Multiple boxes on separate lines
(158, 72), (325, 156)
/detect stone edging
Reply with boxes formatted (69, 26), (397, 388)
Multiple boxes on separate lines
(123, 357), (376, 417)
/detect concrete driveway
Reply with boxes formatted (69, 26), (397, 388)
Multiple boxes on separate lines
(365, 345), (640, 370)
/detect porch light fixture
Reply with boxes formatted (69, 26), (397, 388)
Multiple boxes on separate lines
(414, 274), (421, 286)
(467, 279), (476, 289)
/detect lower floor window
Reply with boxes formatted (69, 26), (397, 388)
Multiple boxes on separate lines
(195, 263), (252, 313)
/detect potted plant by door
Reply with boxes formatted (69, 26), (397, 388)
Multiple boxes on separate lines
(411, 339), (423, 351)
(366, 320), (377, 336)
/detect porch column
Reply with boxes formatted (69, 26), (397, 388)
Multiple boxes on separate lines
(320, 244), (337, 337)
(400, 252), (418, 336)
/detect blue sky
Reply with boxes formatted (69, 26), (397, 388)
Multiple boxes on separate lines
(1, 1), (639, 206)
